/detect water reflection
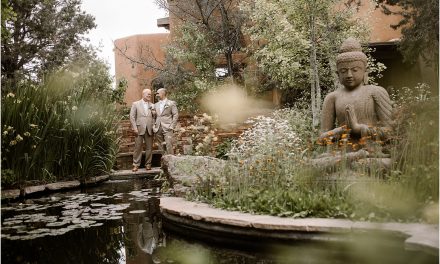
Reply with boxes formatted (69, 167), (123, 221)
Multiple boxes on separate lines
(1, 179), (438, 264)
(124, 198), (161, 264)
(1, 179), (163, 264)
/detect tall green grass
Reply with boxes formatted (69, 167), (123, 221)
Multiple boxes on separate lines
(1, 73), (119, 188)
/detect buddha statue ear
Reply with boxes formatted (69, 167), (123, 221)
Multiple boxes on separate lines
(363, 69), (369, 85)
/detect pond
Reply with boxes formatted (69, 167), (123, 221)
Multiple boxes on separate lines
(1, 179), (438, 264)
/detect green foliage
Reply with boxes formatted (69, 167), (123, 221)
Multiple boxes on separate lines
(389, 84), (438, 206)
(1, 61), (120, 188)
(177, 113), (219, 156)
(157, 0), (245, 80)
(215, 138), (233, 159)
(241, 0), (384, 96)
(114, 78), (128, 106)
(168, 78), (219, 114)
(167, 23), (218, 79)
(1, 0), (96, 84)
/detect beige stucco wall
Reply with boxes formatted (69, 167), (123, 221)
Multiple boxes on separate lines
(354, 0), (403, 43)
(114, 33), (169, 106)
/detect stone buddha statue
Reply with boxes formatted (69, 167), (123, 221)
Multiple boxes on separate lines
(319, 37), (392, 150)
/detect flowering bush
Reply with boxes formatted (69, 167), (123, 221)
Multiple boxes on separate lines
(229, 113), (303, 159)
(177, 113), (219, 156)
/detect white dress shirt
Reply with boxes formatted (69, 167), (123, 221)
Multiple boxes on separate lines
(159, 99), (168, 114)
(142, 100), (150, 115)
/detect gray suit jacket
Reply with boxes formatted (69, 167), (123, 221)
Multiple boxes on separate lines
(130, 99), (154, 136)
(153, 99), (179, 133)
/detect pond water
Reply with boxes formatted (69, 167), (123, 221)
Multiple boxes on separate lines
(1, 179), (438, 264)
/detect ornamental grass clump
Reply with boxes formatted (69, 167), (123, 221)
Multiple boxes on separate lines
(1, 72), (120, 188)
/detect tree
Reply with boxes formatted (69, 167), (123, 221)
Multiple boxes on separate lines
(1, 0), (96, 85)
(242, 0), (379, 126)
(155, 0), (246, 80)
(377, 0), (439, 70)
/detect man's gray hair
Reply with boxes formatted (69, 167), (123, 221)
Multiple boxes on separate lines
(157, 88), (167, 95)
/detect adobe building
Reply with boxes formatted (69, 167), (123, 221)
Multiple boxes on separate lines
(114, 33), (169, 106)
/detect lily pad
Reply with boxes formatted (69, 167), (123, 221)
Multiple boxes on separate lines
(129, 210), (146, 214)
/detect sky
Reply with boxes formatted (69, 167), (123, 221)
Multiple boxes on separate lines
(80, 0), (168, 77)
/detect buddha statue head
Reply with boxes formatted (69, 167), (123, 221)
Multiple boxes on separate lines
(336, 38), (368, 90)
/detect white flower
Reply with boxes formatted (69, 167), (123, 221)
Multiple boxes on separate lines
(23, 132), (31, 137)
(16, 135), (23, 142)
(72, 106), (78, 111)
(6, 93), (15, 98)
(9, 140), (17, 146)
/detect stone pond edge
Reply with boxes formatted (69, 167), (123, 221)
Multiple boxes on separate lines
(1, 168), (163, 200)
(160, 197), (439, 255)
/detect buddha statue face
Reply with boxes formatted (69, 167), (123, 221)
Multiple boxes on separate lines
(337, 60), (365, 90)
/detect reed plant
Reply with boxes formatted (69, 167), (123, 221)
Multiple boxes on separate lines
(1, 72), (119, 188)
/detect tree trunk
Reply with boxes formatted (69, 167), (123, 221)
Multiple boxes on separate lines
(309, 2), (320, 127)
(219, 2), (234, 79)
(225, 51), (233, 78)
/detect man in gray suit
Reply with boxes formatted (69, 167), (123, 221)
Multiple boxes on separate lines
(153, 88), (179, 155)
(130, 89), (154, 171)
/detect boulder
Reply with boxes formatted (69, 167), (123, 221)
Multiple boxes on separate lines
(161, 155), (226, 196)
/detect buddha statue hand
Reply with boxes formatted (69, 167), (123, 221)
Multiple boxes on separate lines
(345, 104), (369, 137)
(318, 126), (345, 143)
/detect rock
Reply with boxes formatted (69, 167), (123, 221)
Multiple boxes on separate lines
(182, 145), (193, 155)
(24, 185), (46, 195)
(45, 181), (80, 191)
(1, 189), (20, 200)
(84, 175), (109, 185)
(161, 155), (226, 197)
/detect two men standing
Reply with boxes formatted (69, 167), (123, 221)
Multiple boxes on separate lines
(129, 88), (178, 172)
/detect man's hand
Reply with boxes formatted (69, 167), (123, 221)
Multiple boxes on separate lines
(133, 128), (139, 135)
